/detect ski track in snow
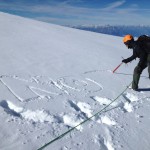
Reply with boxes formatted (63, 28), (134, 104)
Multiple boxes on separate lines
(0, 72), (148, 150)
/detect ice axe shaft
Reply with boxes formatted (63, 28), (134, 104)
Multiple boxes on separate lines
(113, 62), (123, 73)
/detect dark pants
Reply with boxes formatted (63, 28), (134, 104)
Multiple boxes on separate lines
(132, 65), (147, 89)
(132, 54), (150, 90)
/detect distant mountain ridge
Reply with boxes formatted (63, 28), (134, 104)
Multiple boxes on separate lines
(71, 25), (150, 37)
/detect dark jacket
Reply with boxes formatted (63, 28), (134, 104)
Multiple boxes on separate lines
(125, 41), (150, 67)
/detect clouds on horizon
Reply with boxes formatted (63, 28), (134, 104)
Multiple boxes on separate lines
(0, 0), (150, 25)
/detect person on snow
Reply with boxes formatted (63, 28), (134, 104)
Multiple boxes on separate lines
(122, 34), (150, 90)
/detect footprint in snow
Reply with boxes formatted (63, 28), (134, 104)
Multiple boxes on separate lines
(123, 92), (139, 103)
(123, 102), (134, 113)
(94, 131), (115, 150)
(122, 92), (140, 113)
(63, 101), (94, 131)
(90, 96), (118, 107)
(91, 95), (135, 113)
(94, 135), (108, 150)
(76, 102), (93, 118)
(0, 100), (55, 123)
(97, 116), (117, 126)
(63, 113), (83, 131)
(68, 100), (81, 112)
(68, 100), (93, 118)
(0, 100), (23, 117)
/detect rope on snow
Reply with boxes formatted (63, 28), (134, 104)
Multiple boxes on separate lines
(37, 81), (132, 150)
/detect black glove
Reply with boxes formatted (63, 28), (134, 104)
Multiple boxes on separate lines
(122, 59), (128, 64)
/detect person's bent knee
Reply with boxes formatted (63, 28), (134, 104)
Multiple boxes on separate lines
(134, 66), (142, 74)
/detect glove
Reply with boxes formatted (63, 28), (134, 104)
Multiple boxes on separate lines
(122, 59), (128, 64)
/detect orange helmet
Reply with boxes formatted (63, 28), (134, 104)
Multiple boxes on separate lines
(123, 34), (134, 43)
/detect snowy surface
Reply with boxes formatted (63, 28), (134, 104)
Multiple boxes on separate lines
(0, 12), (150, 150)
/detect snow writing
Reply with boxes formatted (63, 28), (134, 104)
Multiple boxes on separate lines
(0, 75), (103, 102)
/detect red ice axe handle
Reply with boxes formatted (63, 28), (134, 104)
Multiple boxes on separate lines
(112, 62), (123, 73)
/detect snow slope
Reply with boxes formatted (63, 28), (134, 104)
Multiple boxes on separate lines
(0, 12), (150, 150)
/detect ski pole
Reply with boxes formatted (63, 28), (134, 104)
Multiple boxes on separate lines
(112, 62), (123, 73)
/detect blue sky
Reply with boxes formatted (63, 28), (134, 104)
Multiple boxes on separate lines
(0, 0), (150, 26)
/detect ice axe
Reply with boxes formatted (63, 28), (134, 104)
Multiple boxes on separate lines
(112, 62), (123, 73)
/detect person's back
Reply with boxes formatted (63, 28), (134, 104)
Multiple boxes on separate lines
(136, 35), (150, 53)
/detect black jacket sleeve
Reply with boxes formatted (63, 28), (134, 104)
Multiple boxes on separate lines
(125, 51), (137, 63)
(124, 43), (147, 65)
